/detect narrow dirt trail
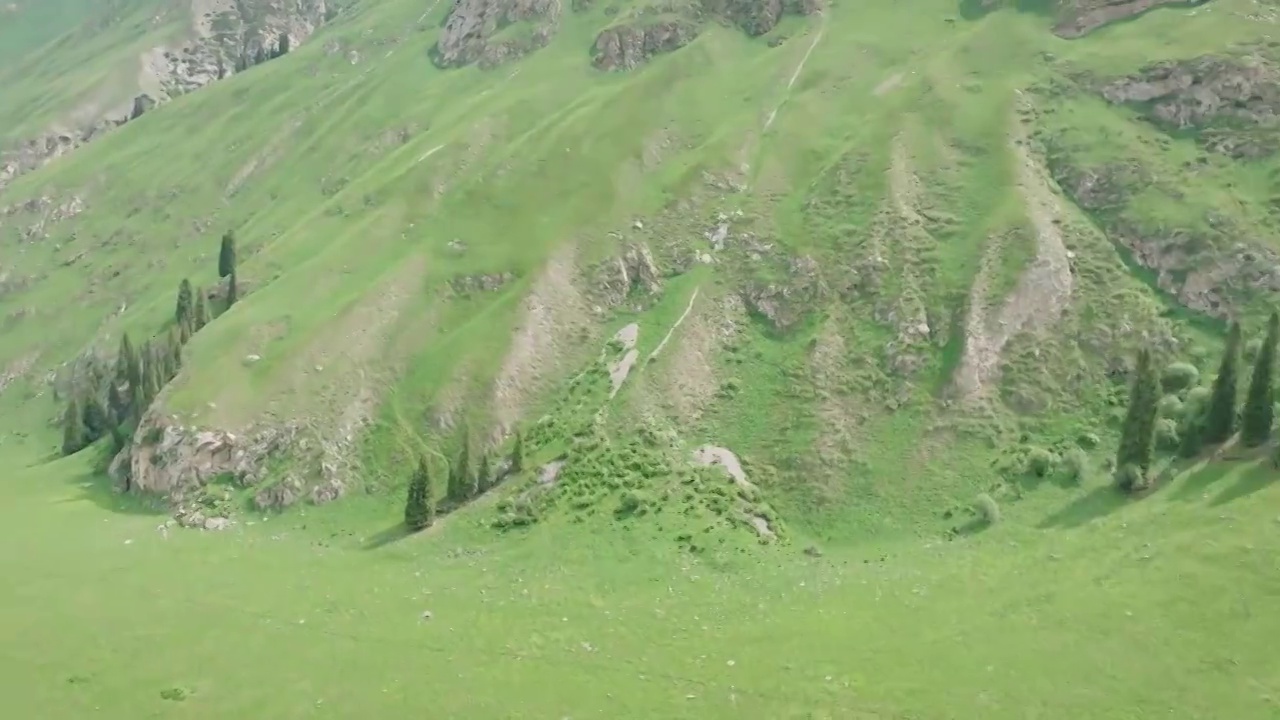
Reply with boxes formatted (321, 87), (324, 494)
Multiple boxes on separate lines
(648, 287), (700, 362)
(762, 12), (826, 133)
(954, 102), (1074, 401)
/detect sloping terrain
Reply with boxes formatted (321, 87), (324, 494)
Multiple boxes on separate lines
(3, 0), (1280, 717)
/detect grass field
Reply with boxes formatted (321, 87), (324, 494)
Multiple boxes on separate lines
(2, 0), (1280, 717)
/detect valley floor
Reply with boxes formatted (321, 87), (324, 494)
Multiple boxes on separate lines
(3, 450), (1278, 719)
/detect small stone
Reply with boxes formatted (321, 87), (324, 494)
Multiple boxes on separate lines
(243, 354), (262, 365)
(421, 610), (433, 621)
(633, 220), (643, 230)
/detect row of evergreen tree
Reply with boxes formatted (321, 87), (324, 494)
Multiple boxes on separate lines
(229, 34), (291, 76)
(1115, 313), (1280, 491)
(61, 232), (241, 459)
(405, 429), (525, 531)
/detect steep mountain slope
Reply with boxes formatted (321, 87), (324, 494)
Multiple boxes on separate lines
(3, 0), (1280, 717)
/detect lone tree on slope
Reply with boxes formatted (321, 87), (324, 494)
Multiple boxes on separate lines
(404, 456), (435, 531)
(1204, 321), (1243, 445)
(61, 397), (85, 456)
(218, 231), (237, 278)
(176, 278), (194, 327)
(1116, 347), (1159, 492)
(1242, 312), (1280, 447)
(227, 267), (239, 306)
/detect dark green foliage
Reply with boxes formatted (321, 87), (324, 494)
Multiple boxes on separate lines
(404, 456), (434, 531)
(1242, 312), (1279, 447)
(1116, 348), (1159, 491)
(510, 430), (524, 474)
(218, 232), (236, 278)
(1203, 321), (1242, 444)
(193, 289), (208, 330)
(477, 450), (492, 493)
(1161, 362), (1200, 393)
(447, 430), (472, 502)
(166, 328), (182, 377)
(276, 34), (290, 56)
(227, 268), (239, 306)
(176, 279), (193, 326)
(107, 381), (127, 427)
(115, 333), (140, 389)
(81, 395), (109, 441)
(1178, 403), (1204, 458)
(178, 316), (192, 345)
(61, 397), (85, 455)
(254, 46), (267, 66)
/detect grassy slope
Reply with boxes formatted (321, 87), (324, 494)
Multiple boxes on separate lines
(2, 0), (1280, 717)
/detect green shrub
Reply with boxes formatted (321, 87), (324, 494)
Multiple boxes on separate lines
(1115, 463), (1146, 493)
(1076, 432), (1100, 449)
(1027, 447), (1057, 477)
(1185, 385), (1212, 409)
(1157, 394), (1183, 418)
(973, 493), (1000, 525)
(1154, 417), (1179, 451)
(1161, 362), (1200, 393)
(1062, 448), (1089, 483)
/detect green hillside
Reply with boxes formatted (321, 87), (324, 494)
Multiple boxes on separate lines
(2, 0), (1279, 717)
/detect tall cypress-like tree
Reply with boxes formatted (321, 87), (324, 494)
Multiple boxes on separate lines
(193, 288), (209, 330)
(448, 431), (472, 502)
(405, 456), (434, 531)
(62, 397), (85, 456)
(277, 33), (290, 56)
(1116, 348), (1160, 490)
(115, 333), (137, 388)
(1204, 321), (1243, 444)
(476, 450), (492, 494)
(82, 395), (109, 442)
(166, 328), (183, 378)
(1242, 312), (1280, 447)
(176, 278), (194, 326)
(510, 429), (524, 474)
(107, 380), (127, 427)
(227, 268), (239, 306)
(218, 231), (237, 278)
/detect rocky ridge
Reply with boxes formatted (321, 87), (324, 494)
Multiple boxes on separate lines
(433, 0), (563, 69)
(1052, 0), (1209, 39)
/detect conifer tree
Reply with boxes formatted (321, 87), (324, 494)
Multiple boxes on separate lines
(1204, 321), (1243, 444)
(1116, 348), (1159, 491)
(228, 268), (239, 306)
(115, 333), (137, 388)
(218, 231), (237, 278)
(510, 429), (524, 474)
(448, 431), (472, 502)
(62, 397), (85, 456)
(107, 381), (127, 427)
(176, 278), (194, 326)
(193, 288), (209, 330)
(404, 456), (434, 531)
(277, 33), (290, 56)
(178, 316), (193, 345)
(476, 450), (491, 493)
(166, 328), (183, 378)
(1178, 406), (1204, 458)
(1242, 312), (1280, 447)
(82, 395), (109, 442)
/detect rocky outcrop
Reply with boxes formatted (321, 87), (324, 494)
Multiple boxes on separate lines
(701, 0), (821, 36)
(118, 412), (352, 513)
(592, 20), (700, 71)
(1099, 55), (1280, 158)
(589, 243), (663, 308)
(434, 0), (562, 69)
(1053, 0), (1209, 38)
(1054, 161), (1280, 318)
(0, 193), (86, 241)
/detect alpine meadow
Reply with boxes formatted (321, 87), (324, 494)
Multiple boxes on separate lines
(3, 0), (1280, 717)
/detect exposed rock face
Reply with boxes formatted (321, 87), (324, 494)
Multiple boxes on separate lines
(118, 412), (351, 512)
(1100, 55), (1280, 158)
(592, 20), (700, 71)
(589, 243), (663, 308)
(701, 0), (821, 36)
(434, 0), (562, 69)
(0, 193), (86, 241)
(1053, 0), (1209, 39)
(1054, 161), (1280, 318)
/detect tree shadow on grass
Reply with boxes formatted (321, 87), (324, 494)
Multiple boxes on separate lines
(57, 466), (166, 517)
(362, 523), (413, 550)
(1209, 460), (1277, 507)
(1165, 460), (1228, 502)
(1038, 484), (1127, 530)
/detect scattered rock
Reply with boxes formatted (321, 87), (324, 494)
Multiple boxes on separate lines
(244, 354), (262, 365)
(1100, 55), (1280, 159)
(203, 516), (231, 531)
(449, 271), (516, 296)
(538, 461), (565, 485)
(434, 0), (562, 69)
(1053, 0), (1210, 39)
(592, 20), (700, 72)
